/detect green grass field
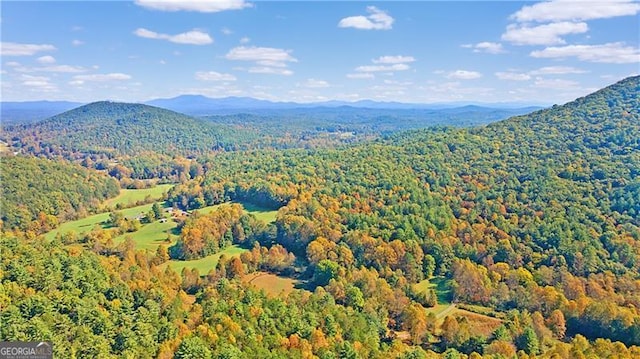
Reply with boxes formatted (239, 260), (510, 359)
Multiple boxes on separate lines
(415, 276), (453, 305)
(114, 219), (177, 251)
(46, 196), (278, 254)
(196, 202), (278, 223)
(163, 245), (248, 274)
(44, 202), (156, 241)
(194, 203), (227, 215)
(241, 202), (279, 223)
(103, 184), (174, 208)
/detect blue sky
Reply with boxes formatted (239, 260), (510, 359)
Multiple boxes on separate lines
(1, 0), (638, 105)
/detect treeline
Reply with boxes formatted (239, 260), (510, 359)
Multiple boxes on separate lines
(0, 156), (119, 232)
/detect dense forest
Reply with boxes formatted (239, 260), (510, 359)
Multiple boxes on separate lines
(1, 76), (639, 358)
(0, 156), (119, 232)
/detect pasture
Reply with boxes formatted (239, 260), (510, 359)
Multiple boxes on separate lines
(243, 271), (298, 296)
(44, 202), (155, 241)
(196, 202), (278, 223)
(114, 219), (176, 251)
(103, 184), (174, 208)
(163, 245), (248, 274)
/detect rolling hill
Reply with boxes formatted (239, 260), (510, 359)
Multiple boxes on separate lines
(4, 101), (258, 156)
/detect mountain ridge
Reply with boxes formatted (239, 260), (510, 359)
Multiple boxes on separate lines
(5, 101), (257, 156)
(146, 94), (547, 115)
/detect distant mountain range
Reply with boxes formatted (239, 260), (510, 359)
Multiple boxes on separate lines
(146, 94), (546, 116)
(1, 96), (546, 123)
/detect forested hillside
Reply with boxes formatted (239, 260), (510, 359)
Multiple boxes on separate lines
(4, 101), (259, 156)
(163, 76), (640, 354)
(0, 156), (119, 232)
(1, 76), (639, 358)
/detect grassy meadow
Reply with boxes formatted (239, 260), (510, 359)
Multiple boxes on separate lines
(103, 184), (174, 208)
(163, 245), (248, 274)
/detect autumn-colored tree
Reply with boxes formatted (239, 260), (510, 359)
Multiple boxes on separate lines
(546, 309), (567, 339)
(401, 302), (428, 344)
(227, 257), (245, 278)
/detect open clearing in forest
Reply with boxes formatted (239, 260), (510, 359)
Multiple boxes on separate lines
(162, 245), (248, 274)
(243, 271), (298, 296)
(46, 191), (279, 250)
(240, 202), (279, 223)
(114, 219), (176, 251)
(415, 276), (453, 305)
(450, 307), (504, 337)
(415, 276), (503, 336)
(44, 202), (155, 241)
(195, 202), (279, 223)
(103, 184), (174, 208)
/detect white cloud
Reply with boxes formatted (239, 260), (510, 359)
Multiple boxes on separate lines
(502, 22), (588, 46)
(195, 71), (237, 81)
(463, 42), (505, 54)
(446, 70), (483, 80)
(240, 37), (250, 44)
(18, 65), (87, 73)
(384, 79), (412, 86)
(511, 0), (640, 22)
(529, 66), (587, 75)
(372, 55), (416, 64)
(71, 73), (131, 85)
(72, 39), (84, 46)
(255, 60), (288, 68)
(20, 74), (58, 92)
(495, 71), (531, 81)
(347, 73), (375, 79)
(351, 55), (414, 75)
(221, 27), (233, 35)
(338, 6), (394, 30)
(300, 78), (329, 88)
(226, 46), (297, 75)
(422, 81), (495, 102)
(1, 42), (56, 56)
(135, 0), (251, 13)
(496, 65), (588, 81)
(356, 63), (410, 72)
(37, 55), (56, 64)
(530, 42), (640, 64)
(134, 28), (213, 45)
(533, 77), (580, 89)
(225, 46), (296, 63)
(248, 67), (293, 76)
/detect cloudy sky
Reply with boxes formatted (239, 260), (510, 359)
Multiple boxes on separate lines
(1, 0), (638, 105)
